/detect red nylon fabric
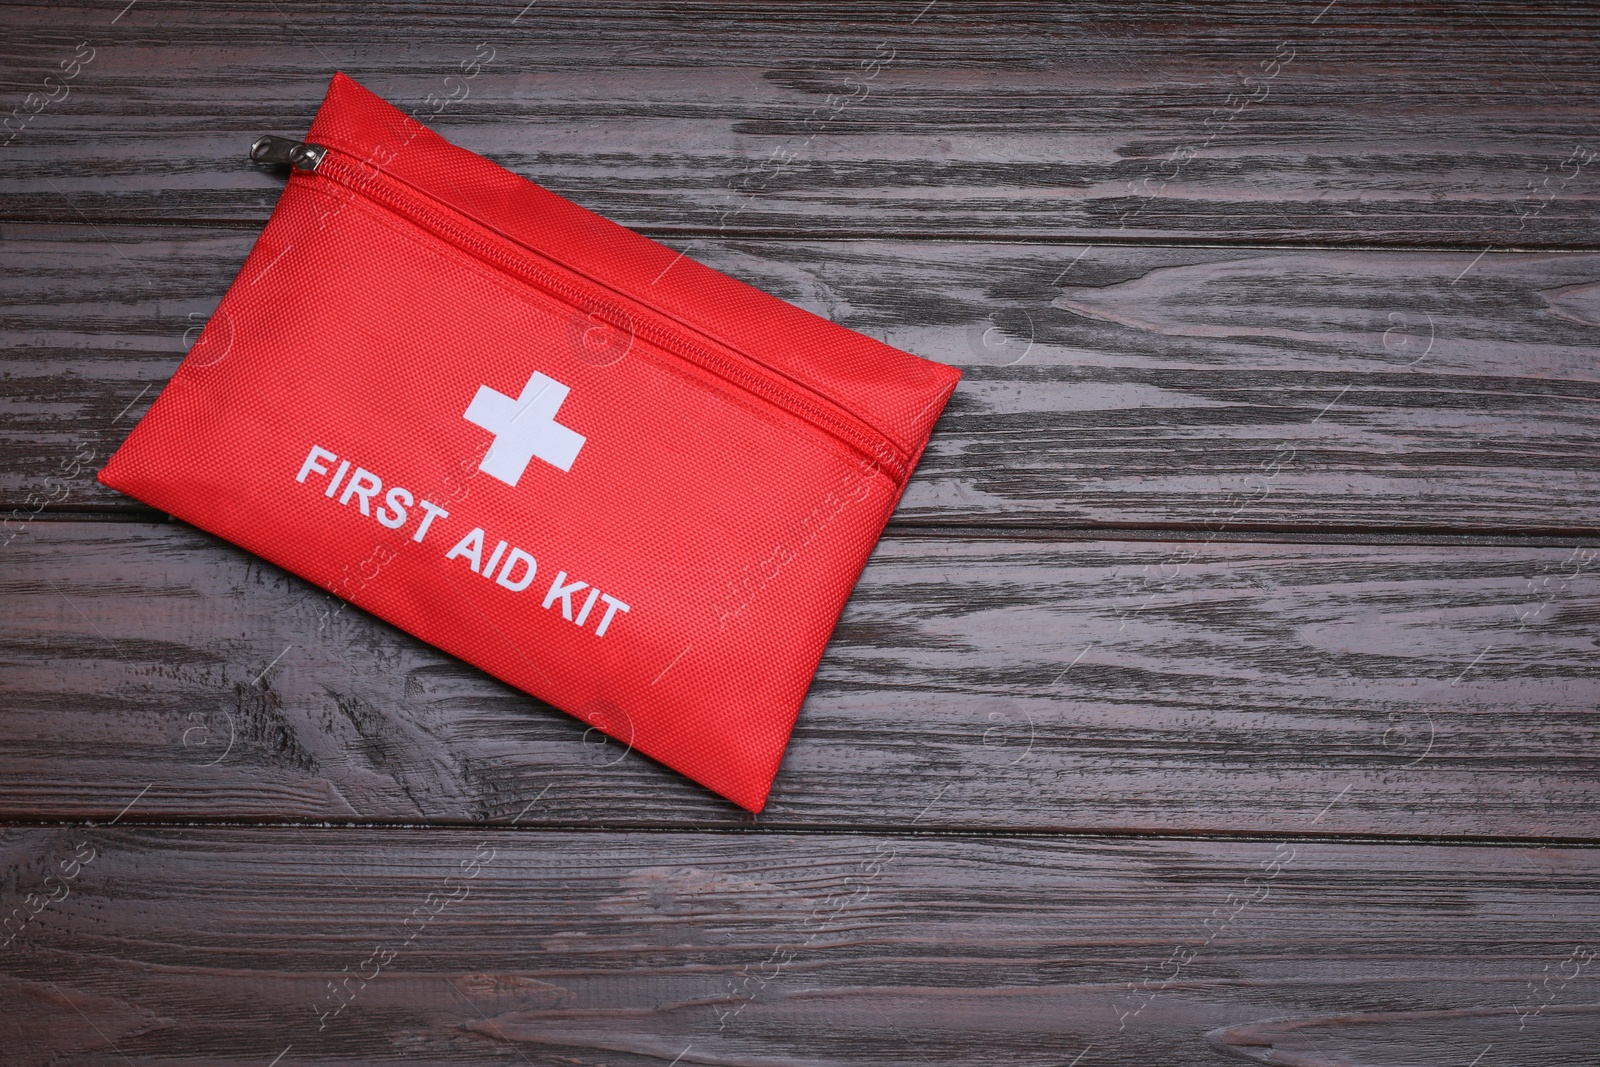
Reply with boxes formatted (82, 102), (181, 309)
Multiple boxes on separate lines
(98, 73), (960, 812)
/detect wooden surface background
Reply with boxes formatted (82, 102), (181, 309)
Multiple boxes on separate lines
(3, 2), (1598, 1064)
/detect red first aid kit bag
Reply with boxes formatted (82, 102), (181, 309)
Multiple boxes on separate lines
(98, 73), (960, 812)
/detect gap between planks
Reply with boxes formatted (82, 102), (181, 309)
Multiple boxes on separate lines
(3, 816), (1600, 850)
(18, 508), (1600, 550)
(7, 217), (1600, 255)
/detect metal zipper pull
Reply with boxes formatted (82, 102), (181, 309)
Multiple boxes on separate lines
(249, 135), (327, 171)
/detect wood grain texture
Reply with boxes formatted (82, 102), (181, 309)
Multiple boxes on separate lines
(1, 827), (1596, 1065)
(6, 225), (1600, 532)
(3, 2), (1598, 244)
(4, 521), (1597, 836)
(6, 5), (1600, 1059)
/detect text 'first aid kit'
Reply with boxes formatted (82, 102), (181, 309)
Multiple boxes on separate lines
(100, 73), (960, 811)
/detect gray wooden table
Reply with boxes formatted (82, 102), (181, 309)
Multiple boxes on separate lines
(3, 3), (1598, 1064)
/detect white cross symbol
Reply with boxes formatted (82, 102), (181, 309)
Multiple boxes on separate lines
(463, 370), (586, 487)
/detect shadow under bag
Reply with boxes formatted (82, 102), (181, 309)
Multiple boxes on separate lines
(100, 72), (961, 812)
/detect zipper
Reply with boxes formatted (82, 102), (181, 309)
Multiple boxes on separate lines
(250, 136), (910, 484)
(250, 135), (326, 171)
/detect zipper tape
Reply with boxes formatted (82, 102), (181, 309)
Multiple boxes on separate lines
(251, 136), (911, 485)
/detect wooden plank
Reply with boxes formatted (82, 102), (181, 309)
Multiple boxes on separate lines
(3, 2), (1598, 244)
(1, 826), (1596, 1064)
(4, 521), (1597, 836)
(5, 224), (1600, 532)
